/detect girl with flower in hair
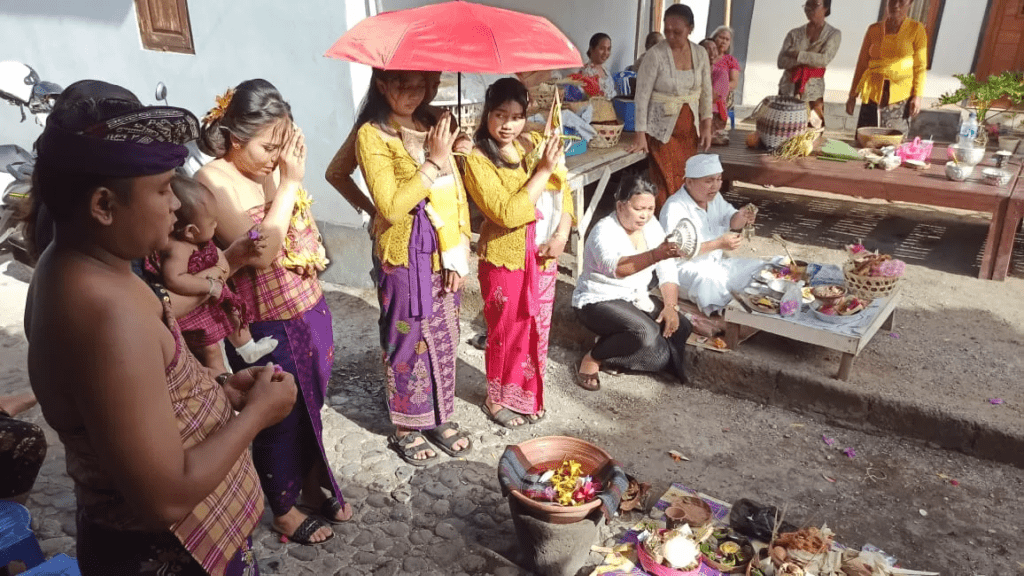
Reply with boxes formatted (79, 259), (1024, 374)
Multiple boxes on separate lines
(196, 79), (348, 546)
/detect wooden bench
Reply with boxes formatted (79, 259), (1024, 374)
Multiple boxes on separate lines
(717, 130), (1023, 280)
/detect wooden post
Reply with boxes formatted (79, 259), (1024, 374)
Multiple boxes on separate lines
(653, 0), (664, 32)
(724, 0), (732, 27)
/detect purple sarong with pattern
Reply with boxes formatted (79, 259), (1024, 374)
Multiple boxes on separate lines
(376, 203), (461, 429)
(226, 295), (343, 517)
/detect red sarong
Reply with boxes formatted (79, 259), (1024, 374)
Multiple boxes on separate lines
(791, 66), (826, 96)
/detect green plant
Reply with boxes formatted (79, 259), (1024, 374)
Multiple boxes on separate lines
(937, 71), (1024, 127)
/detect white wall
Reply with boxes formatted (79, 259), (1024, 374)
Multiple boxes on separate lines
(1, 0), (370, 227)
(742, 0), (985, 107)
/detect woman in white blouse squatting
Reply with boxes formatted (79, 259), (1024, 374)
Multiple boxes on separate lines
(659, 154), (760, 323)
(572, 176), (693, 392)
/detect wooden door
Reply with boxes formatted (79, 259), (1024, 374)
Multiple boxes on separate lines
(976, 0), (1024, 77)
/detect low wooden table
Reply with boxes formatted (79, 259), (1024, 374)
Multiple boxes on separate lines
(717, 130), (1023, 280)
(724, 291), (900, 381)
(565, 140), (647, 276)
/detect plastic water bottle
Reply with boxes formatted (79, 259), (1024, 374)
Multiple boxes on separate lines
(958, 112), (978, 148)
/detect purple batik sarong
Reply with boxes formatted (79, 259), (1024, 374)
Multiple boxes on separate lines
(376, 202), (461, 430)
(226, 295), (343, 517)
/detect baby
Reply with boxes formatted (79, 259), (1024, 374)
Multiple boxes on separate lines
(150, 174), (277, 373)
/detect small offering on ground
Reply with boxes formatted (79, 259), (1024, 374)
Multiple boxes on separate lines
(523, 459), (602, 506)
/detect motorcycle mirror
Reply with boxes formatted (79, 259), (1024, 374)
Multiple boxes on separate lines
(155, 82), (168, 104)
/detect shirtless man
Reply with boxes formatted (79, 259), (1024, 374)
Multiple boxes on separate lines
(25, 80), (296, 575)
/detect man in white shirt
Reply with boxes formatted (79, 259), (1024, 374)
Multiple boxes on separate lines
(659, 154), (760, 315)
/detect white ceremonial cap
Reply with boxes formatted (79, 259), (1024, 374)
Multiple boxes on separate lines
(685, 154), (723, 179)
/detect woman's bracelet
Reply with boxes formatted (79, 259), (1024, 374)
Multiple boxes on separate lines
(424, 158), (442, 171)
(418, 168), (435, 184)
(215, 372), (232, 386)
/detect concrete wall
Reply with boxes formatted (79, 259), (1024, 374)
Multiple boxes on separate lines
(741, 0), (986, 107)
(1, 0), (368, 230)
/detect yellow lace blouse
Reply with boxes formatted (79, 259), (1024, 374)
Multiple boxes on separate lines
(462, 132), (575, 271)
(356, 122), (471, 269)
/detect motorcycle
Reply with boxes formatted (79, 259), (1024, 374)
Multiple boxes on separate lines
(1, 61), (61, 265)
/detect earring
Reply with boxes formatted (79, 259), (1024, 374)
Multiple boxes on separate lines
(232, 142), (240, 149)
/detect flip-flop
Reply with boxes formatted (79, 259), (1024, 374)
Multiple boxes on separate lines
(273, 515), (334, 546)
(424, 421), (473, 457)
(388, 431), (438, 467)
(479, 402), (526, 429)
(576, 369), (601, 391)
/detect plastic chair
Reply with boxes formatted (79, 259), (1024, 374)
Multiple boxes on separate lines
(0, 500), (45, 572)
(20, 553), (81, 575)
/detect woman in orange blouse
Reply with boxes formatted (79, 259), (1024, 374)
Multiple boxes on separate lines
(463, 78), (574, 428)
(846, 0), (927, 134)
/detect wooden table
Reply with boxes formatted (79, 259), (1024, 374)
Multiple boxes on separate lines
(724, 291), (900, 381)
(990, 174), (1024, 280)
(565, 140), (647, 276)
(717, 130), (1024, 280)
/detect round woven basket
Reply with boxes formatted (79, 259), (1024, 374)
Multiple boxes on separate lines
(754, 96), (808, 150)
(589, 97), (618, 123)
(590, 121), (624, 148)
(508, 436), (612, 524)
(529, 83), (559, 113)
(856, 127), (904, 149)
(843, 262), (901, 300)
(637, 532), (704, 576)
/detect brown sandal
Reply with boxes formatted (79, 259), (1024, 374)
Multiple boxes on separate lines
(576, 370), (600, 391)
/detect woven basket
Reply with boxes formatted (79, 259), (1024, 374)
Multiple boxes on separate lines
(589, 97), (618, 123)
(507, 436), (612, 524)
(438, 101), (483, 136)
(637, 532), (704, 576)
(754, 96), (808, 150)
(529, 83), (560, 113)
(843, 262), (901, 300)
(856, 127), (904, 149)
(590, 121), (624, 148)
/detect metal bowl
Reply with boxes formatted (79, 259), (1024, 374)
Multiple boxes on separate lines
(982, 168), (1011, 187)
(945, 161), (974, 182)
(946, 144), (985, 167)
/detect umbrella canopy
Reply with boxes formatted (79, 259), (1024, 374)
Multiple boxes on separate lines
(324, 1), (582, 73)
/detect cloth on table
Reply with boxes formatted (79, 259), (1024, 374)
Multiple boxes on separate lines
(497, 443), (629, 524)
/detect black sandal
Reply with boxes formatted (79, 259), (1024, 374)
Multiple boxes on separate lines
(424, 422), (473, 457)
(318, 496), (351, 525)
(480, 402), (526, 429)
(388, 431), (438, 467)
(273, 515), (334, 546)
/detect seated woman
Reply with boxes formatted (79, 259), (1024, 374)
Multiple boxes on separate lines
(659, 154), (759, 323)
(576, 33), (617, 98)
(573, 176), (692, 391)
(0, 391), (46, 504)
(777, 0), (842, 127)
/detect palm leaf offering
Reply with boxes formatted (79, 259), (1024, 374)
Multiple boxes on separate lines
(524, 88), (577, 175)
(819, 139), (862, 161)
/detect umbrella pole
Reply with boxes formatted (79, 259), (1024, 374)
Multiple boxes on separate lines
(457, 72), (463, 130)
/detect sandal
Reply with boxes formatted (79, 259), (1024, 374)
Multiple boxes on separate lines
(424, 422), (473, 457)
(318, 497), (351, 525)
(388, 431), (438, 467)
(273, 515), (334, 546)
(524, 410), (547, 425)
(480, 402), (526, 429)
(576, 370), (601, 391)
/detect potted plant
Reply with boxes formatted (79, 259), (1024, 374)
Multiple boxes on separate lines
(936, 71), (1024, 148)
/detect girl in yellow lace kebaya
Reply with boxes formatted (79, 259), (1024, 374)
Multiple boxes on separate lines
(463, 78), (574, 429)
(355, 68), (474, 467)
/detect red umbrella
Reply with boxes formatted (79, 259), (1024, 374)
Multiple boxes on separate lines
(324, 1), (582, 73)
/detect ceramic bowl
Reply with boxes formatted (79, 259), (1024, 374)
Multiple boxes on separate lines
(945, 161), (973, 182)
(811, 284), (846, 308)
(982, 168), (1012, 187)
(946, 144), (985, 167)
